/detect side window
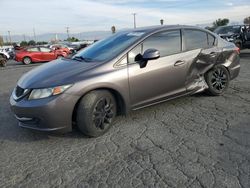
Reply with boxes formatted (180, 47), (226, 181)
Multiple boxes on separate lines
(115, 56), (127, 67)
(207, 34), (215, 47)
(142, 30), (181, 57)
(40, 47), (51, 52)
(27, 48), (39, 52)
(128, 44), (142, 64)
(184, 29), (208, 50)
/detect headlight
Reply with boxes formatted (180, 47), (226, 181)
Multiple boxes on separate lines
(28, 84), (72, 100)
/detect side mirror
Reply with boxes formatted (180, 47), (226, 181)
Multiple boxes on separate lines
(138, 49), (160, 68)
(142, 49), (160, 61)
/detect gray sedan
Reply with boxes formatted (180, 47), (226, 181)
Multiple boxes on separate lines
(10, 25), (240, 137)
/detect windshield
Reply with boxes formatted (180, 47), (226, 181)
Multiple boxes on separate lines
(214, 26), (241, 34)
(72, 31), (145, 62)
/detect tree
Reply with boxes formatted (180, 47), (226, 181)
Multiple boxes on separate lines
(66, 37), (79, 42)
(206, 18), (230, 31)
(36, 41), (48, 45)
(244, 16), (250, 25)
(28, 40), (36, 46)
(20, 41), (28, 47)
(111, 26), (116, 34)
(213, 18), (229, 28)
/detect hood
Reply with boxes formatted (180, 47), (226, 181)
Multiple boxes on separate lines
(18, 58), (99, 89)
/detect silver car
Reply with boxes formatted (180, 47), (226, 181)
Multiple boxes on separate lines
(10, 25), (240, 137)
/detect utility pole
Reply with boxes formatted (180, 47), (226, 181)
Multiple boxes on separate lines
(8, 31), (11, 44)
(132, 13), (137, 29)
(5, 36), (8, 43)
(23, 34), (26, 41)
(66, 27), (70, 39)
(33, 28), (37, 42)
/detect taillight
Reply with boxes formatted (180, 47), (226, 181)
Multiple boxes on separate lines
(235, 47), (240, 54)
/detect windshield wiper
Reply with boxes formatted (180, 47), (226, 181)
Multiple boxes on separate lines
(72, 56), (93, 62)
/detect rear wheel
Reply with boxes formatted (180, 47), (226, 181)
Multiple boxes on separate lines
(23, 57), (32, 65)
(205, 66), (230, 96)
(76, 90), (117, 137)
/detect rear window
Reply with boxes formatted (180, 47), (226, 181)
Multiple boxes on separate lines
(184, 29), (208, 50)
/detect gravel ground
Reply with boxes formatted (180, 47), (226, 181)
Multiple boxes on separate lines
(0, 51), (250, 188)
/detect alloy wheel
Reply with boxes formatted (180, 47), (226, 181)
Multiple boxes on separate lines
(93, 97), (114, 130)
(210, 67), (228, 92)
(23, 57), (31, 64)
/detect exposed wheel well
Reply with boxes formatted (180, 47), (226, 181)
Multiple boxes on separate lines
(72, 88), (126, 126)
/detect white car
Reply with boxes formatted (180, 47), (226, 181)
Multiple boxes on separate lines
(0, 49), (10, 59)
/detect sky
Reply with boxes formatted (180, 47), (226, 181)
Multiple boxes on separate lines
(0, 0), (249, 36)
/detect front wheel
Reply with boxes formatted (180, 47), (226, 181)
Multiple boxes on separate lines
(205, 66), (230, 96)
(76, 90), (117, 137)
(0, 59), (7, 67)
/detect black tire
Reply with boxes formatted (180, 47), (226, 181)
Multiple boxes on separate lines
(76, 90), (117, 137)
(0, 58), (7, 67)
(205, 65), (230, 96)
(23, 57), (32, 65)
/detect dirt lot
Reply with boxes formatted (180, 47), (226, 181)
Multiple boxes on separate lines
(0, 51), (250, 187)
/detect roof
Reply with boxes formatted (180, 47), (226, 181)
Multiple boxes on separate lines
(123, 25), (205, 35)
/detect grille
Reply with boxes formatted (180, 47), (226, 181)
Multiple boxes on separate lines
(15, 86), (25, 97)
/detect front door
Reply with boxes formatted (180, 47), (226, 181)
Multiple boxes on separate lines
(128, 30), (188, 109)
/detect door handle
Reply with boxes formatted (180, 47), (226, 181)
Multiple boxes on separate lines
(174, 60), (185, 66)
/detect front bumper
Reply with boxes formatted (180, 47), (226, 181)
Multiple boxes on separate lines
(10, 93), (79, 133)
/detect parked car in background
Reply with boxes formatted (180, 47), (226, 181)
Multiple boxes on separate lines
(15, 46), (67, 64)
(5, 47), (15, 59)
(50, 44), (72, 54)
(10, 25), (240, 137)
(214, 25), (250, 49)
(0, 49), (10, 59)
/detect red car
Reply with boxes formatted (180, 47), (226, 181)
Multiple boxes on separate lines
(50, 44), (71, 54)
(15, 47), (67, 65)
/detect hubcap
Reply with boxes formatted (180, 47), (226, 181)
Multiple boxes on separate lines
(24, 58), (30, 64)
(93, 97), (114, 130)
(211, 68), (227, 91)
